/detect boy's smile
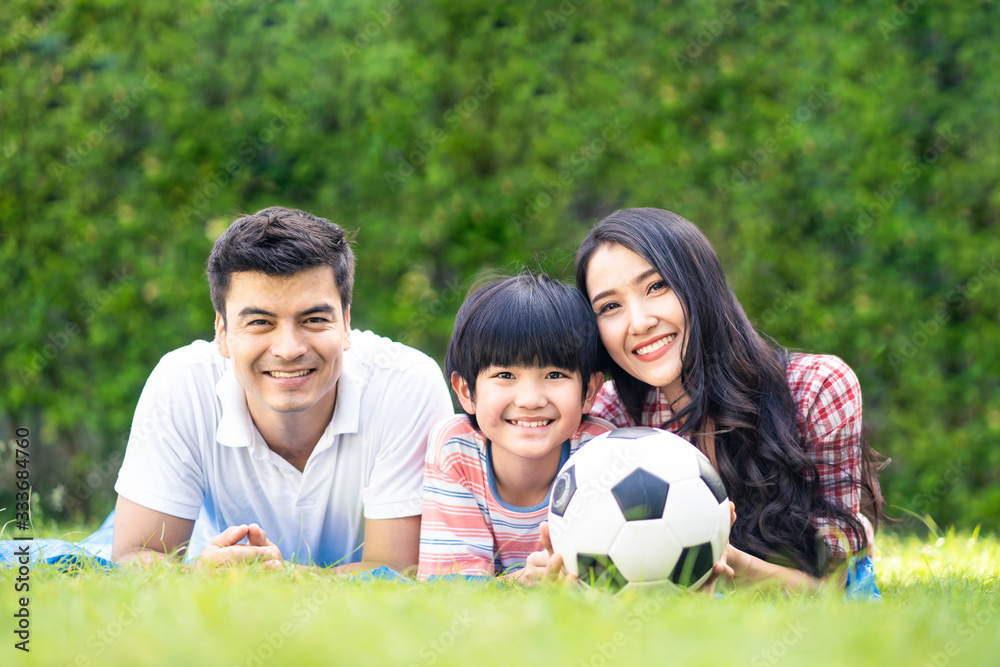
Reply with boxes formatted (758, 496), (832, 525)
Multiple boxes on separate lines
(453, 365), (602, 466)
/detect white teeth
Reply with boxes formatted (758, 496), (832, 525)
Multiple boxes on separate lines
(269, 370), (311, 378)
(509, 420), (552, 428)
(634, 334), (676, 356)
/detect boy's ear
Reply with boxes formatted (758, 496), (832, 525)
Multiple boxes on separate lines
(451, 371), (477, 414)
(581, 372), (604, 414)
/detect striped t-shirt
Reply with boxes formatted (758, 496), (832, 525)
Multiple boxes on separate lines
(417, 414), (614, 580)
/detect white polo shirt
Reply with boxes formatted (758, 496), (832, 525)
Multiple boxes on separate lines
(114, 330), (452, 566)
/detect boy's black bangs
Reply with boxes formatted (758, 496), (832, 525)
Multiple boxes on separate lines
(451, 275), (599, 386)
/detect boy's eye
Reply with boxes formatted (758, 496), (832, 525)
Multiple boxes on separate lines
(494, 371), (515, 380)
(546, 371), (568, 379)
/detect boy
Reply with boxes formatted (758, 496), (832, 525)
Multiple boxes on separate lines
(418, 273), (614, 582)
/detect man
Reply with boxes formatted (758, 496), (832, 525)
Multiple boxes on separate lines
(112, 206), (452, 573)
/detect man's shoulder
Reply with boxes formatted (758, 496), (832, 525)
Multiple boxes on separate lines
(159, 339), (224, 367)
(348, 329), (440, 375)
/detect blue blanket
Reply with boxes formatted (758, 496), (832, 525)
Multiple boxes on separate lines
(0, 512), (879, 596)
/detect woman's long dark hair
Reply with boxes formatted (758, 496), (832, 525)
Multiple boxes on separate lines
(575, 208), (887, 576)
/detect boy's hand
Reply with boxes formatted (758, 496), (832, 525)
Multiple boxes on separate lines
(516, 522), (579, 586)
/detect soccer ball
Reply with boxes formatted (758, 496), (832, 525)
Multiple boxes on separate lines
(548, 427), (731, 593)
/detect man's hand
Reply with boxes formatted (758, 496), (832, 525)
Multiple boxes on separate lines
(195, 523), (284, 570)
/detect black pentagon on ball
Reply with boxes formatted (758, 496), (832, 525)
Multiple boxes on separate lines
(697, 455), (728, 503)
(550, 465), (577, 517)
(611, 467), (670, 521)
(577, 553), (628, 592)
(606, 426), (662, 440)
(670, 542), (714, 586)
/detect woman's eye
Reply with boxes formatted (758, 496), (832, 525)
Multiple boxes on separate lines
(597, 302), (620, 315)
(650, 280), (668, 293)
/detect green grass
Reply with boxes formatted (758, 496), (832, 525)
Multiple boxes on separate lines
(3, 531), (998, 666)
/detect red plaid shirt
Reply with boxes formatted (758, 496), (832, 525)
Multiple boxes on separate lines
(590, 353), (874, 559)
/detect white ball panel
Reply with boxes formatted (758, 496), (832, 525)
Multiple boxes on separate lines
(662, 478), (724, 546)
(711, 502), (733, 563)
(607, 518), (683, 582)
(616, 434), (700, 484)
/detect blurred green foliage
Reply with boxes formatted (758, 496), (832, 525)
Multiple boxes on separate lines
(1, 1), (997, 532)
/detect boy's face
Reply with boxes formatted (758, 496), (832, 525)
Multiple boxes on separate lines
(215, 266), (351, 434)
(452, 366), (603, 464)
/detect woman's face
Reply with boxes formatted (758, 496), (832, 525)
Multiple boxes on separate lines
(585, 243), (688, 402)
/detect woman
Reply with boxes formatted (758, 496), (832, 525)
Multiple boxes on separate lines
(575, 207), (887, 593)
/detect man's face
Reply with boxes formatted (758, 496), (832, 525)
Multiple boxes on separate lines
(215, 266), (351, 431)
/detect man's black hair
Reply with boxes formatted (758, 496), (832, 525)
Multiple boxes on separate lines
(207, 206), (355, 322)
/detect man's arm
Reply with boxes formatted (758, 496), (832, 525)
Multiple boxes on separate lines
(113, 496), (282, 568)
(112, 496), (195, 564)
(330, 515), (422, 575)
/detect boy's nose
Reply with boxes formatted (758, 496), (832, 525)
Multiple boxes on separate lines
(514, 381), (547, 409)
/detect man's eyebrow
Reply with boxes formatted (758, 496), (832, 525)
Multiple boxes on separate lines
(589, 268), (659, 305)
(237, 307), (276, 319)
(299, 304), (337, 318)
(236, 304), (337, 320)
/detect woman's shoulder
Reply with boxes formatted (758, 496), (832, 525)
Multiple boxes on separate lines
(785, 353), (863, 435)
(785, 353), (861, 399)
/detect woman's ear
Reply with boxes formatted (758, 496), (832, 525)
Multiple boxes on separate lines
(451, 371), (477, 414)
(581, 372), (605, 413)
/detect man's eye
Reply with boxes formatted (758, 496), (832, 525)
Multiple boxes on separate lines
(248, 319), (269, 326)
(306, 317), (328, 324)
